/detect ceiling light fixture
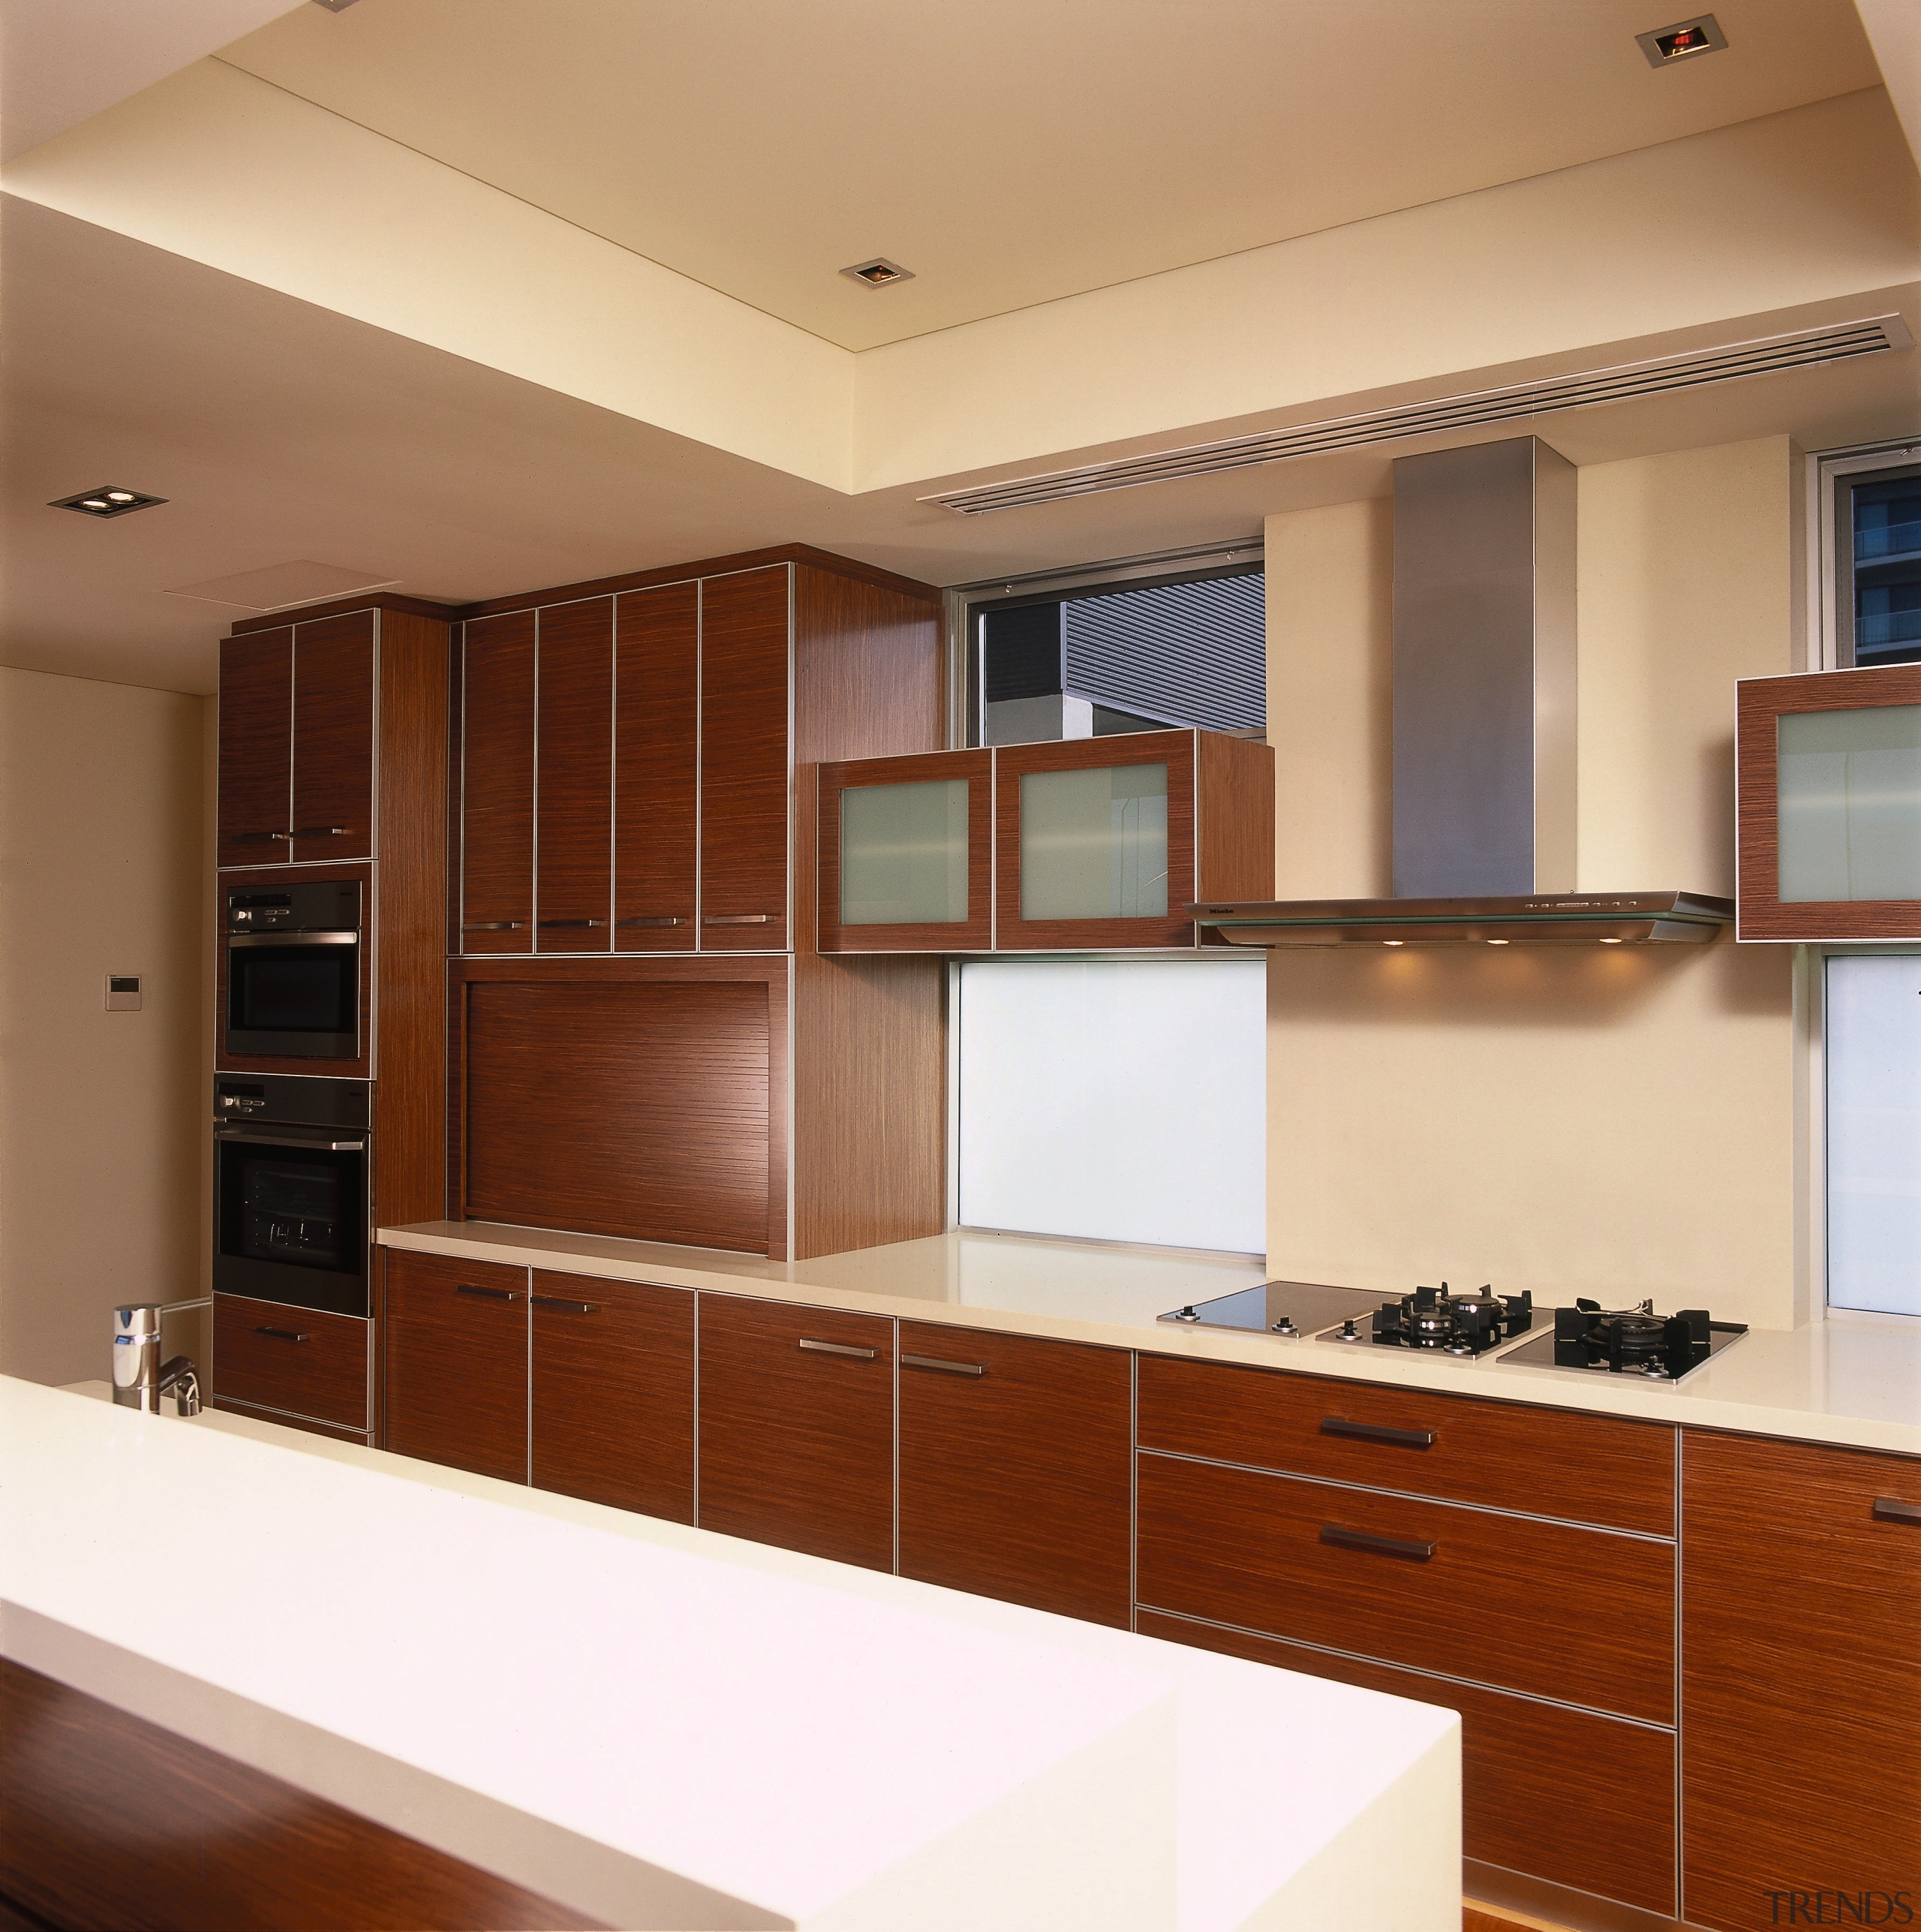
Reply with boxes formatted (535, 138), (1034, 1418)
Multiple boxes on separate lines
(840, 257), (915, 289)
(1636, 14), (1727, 67)
(50, 485), (167, 519)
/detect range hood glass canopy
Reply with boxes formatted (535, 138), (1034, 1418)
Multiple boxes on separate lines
(1194, 892), (1734, 947)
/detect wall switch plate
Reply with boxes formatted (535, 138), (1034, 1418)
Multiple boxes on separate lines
(106, 975), (142, 1012)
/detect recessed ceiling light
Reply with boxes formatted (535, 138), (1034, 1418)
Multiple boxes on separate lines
(1635, 14), (1727, 68)
(50, 485), (167, 519)
(841, 257), (915, 289)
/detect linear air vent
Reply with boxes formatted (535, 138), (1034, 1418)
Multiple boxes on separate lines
(922, 315), (1913, 516)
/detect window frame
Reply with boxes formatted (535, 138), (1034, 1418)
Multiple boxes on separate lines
(1809, 439), (1921, 671)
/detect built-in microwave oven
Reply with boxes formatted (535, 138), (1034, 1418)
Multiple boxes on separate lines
(224, 879), (362, 1061)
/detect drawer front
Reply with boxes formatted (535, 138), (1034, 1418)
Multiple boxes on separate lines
(212, 1293), (368, 1431)
(1138, 1608), (1676, 1916)
(530, 1271), (695, 1523)
(696, 1294), (894, 1573)
(1136, 1450), (1674, 1725)
(382, 1248), (528, 1484)
(1682, 1429), (1921, 1930)
(1137, 1353), (1674, 1536)
(897, 1323), (1132, 1628)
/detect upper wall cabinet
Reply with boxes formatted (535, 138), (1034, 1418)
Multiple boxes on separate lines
(218, 612), (375, 868)
(1737, 664), (1921, 940)
(816, 730), (1273, 952)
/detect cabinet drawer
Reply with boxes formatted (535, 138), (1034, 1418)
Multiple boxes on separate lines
(898, 1323), (1131, 1627)
(530, 1271), (694, 1522)
(383, 1248), (528, 1483)
(1137, 1353), (1673, 1536)
(1136, 1450), (1673, 1725)
(212, 1293), (368, 1431)
(1138, 1609), (1676, 1915)
(1682, 1429), (1921, 1930)
(697, 1294), (894, 1572)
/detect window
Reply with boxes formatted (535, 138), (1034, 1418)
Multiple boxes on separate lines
(1822, 952), (1921, 1319)
(1816, 444), (1921, 669)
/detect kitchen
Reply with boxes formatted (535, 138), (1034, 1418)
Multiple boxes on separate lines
(2, 3), (1919, 1930)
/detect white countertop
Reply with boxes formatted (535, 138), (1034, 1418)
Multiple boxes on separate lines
(5, 1378), (1459, 1931)
(381, 1222), (1921, 1460)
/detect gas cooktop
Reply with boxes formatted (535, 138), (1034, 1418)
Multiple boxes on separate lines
(1499, 1299), (1748, 1381)
(1315, 1281), (1533, 1359)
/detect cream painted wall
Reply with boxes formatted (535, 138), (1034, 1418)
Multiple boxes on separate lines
(0, 669), (210, 1385)
(1263, 435), (1801, 1329)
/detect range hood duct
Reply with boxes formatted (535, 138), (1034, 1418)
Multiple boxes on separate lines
(1195, 435), (1733, 946)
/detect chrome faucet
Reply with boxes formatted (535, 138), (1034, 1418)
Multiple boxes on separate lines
(111, 1300), (210, 1415)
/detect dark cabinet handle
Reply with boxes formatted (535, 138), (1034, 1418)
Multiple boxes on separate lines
(1321, 1417), (1436, 1450)
(797, 1338), (877, 1360)
(537, 918), (606, 929)
(1320, 1523), (1436, 1563)
(233, 830), (293, 843)
(618, 916), (687, 927)
(254, 1325), (308, 1343)
(1873, 1497), (1921, 1526)
(292, 826), (350, 838)
(530, 1294), (599, 1314)
(705, 913), (775, 925)
(901, 1353), (987, 1377)
(462, 921), (527, 931)
(455, 1282), (522, 1302)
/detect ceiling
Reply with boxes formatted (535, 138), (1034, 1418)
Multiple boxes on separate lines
(217, 0), (1883, 351)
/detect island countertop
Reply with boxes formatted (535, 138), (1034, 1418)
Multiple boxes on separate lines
(3, 1377), (1457, 1932)
(380, 1221), (1921, 1460)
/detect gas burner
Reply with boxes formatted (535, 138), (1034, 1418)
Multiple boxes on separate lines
(1319, 1281), (1533, 1359)
(1499, 1297), (1748, 1381)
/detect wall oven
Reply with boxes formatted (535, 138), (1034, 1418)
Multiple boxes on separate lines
(225, 878), (362, 1061)
(214, 1074), (371, 1316)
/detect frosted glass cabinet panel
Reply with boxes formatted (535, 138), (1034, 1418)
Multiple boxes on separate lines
(1737, 664), (1921, 940)
(817, 748), (992, 952)
(1018, 764), (1168, 919)
(1777, 706), (1921, 902)
(1825, 953), (1921, 1317)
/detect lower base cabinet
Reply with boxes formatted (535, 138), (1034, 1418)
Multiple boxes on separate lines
(383, 1250), (528, 1483)
(210, 1292), (370, 1435)
(897, 1323), (1132, 1628)
(695, 1293), (895, 1571)
(1682, 1430), (1921, 1932)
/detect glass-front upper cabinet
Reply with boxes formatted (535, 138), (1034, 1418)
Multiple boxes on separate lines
(816, 750), (992, 952)
(1736, 664), (1921, 939)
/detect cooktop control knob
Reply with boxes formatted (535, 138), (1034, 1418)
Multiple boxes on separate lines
(1174, 1305), (1200, 1323)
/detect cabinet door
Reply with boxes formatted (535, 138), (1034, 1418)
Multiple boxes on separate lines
(615, 582), (699, 950)
(898, 1323), (1131, 1627)
(699, 567), (789, 950)
(996, 730), (1196, 949)
(534, 598), (612, 952)
(529, 1270), (693, 1521)
(460, 612), (536, 952)
(290, 612), (375, 863)
(383, 1249), (527, 1481)
(1682, 1431), (1921, 1930)
(211, 1292), (368, 1433)
(696, 1293), (892, 1570)
(217, 628), (293, 866)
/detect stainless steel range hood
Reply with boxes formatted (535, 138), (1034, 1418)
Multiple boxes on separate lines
(1194, 436), (1733, 946)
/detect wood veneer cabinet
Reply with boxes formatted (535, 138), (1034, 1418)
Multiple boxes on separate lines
(382, 1249), (528, 1483)
(695, 1293), (895, 1572)
(211, 1293), (369, 1434)
(897, 1323), (1132, 1627)
(1681, 1429), (1921, 1930)
(1736, 663), (1921, 940)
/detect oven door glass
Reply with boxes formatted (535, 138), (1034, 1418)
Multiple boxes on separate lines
(226, 936), (359, 1058)
(214, 1132), (368, 1314)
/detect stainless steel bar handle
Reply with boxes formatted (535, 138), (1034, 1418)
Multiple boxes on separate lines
(705, 913), (774, 925)
(901, 1353), (987, 1377)
(1320, 1417), (1436, 1450)
(797, 1338), (877, 1360)
(1319, 1523), (1436, 1563)
(233, 830), (293, 843)
(255, 1326), (308, 1343)
(1872, 1497), (1921, 1525)
(215, 1130), (368, 1151)
(618, 916), (687, 927)
(530, 1295), (600, 1314)
(227, 931), (360, 947)
(455, 1282), (522, 1302)
(537, 918), (606, 928)
(463, 920), (528, 931)
(291, 826), (351, 838)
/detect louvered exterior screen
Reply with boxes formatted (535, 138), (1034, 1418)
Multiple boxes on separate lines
(1063, 573), (1265, 733)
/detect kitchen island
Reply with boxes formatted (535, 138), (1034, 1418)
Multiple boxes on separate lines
(0, 1376), (1459, 1932)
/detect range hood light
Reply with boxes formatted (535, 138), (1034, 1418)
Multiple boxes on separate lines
(1601, 936), (1624, 944)
(1487, 938), (1510, 945)
(1382, 939), (1404, 947)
